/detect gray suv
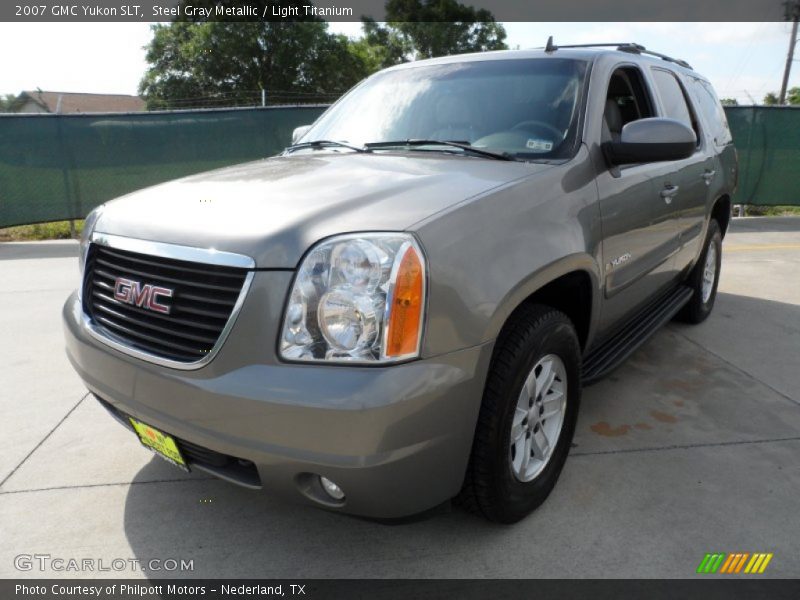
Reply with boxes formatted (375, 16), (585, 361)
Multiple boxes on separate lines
(63, 43), (737, 523)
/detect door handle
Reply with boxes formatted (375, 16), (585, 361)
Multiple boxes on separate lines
(660, 184), (679, 203)
(702, 170), (716, 185)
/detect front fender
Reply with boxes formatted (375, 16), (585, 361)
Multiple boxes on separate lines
(413, 149), (602, 357)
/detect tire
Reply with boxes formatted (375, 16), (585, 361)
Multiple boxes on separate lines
(459, 304), (581, 523)
(676, 219), (722, 324)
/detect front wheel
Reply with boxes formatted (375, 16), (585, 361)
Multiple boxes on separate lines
(459, 304), (581, 523)
(677, 219), (722, 324)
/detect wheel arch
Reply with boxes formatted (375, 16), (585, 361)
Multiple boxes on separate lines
(711, 194), (731, 238)
(485, 255), (601, 353)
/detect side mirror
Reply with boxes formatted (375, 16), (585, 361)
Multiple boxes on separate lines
(603, 117), (696, 165)
(292, 125), (312, 145)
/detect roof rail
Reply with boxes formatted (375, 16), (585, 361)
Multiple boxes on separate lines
(540, 38), (693, 70)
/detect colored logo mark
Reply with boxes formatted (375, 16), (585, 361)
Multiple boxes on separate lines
(697, 553), (773, 574)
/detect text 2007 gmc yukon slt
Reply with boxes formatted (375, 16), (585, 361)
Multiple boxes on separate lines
(63, 43), (737, 523)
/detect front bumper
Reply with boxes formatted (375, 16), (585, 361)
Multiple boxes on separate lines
(63, 288), (493, 518)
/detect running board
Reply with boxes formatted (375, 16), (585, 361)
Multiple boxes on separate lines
(582, 285), (693, 385)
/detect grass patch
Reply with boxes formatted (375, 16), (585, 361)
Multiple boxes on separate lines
(0, 220), (84, 241)
(743, 205), (800, 217)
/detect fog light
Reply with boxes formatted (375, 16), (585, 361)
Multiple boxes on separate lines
(319, 476), (345, 501)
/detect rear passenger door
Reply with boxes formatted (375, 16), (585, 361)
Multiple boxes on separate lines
(682, 76), (736, 264)
(648, 67), (711, 273)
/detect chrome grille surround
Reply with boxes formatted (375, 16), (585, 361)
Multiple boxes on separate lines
(81, 232), (255, 370)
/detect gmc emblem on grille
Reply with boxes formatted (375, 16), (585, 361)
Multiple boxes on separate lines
(113, 277), (174, 314)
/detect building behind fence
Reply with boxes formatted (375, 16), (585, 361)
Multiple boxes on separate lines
(0, 105), (798, 229)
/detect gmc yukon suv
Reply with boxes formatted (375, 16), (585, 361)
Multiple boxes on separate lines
(63, 43), (737, 523)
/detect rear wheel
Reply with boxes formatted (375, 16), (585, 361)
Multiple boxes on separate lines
(459, 304), (581, 523)
(677, 219), (722, 324)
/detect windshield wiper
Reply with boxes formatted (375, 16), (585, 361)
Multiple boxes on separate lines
(285, 140), (370, 154)
(364, 139), (517, 161)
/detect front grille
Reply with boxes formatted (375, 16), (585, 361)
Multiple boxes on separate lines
(83, 243), (249, 363)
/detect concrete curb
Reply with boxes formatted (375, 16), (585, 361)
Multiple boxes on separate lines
(0, 239), (79, 260)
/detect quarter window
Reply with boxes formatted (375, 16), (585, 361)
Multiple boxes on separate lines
(691, 79), (733, 146)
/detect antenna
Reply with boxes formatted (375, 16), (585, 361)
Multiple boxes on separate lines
(545, 36), (557, 53)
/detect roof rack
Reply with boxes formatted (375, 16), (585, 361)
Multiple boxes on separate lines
(541, 37), (692, 70)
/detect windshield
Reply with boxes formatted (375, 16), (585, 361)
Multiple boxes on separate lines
(299, 58), (589, 160)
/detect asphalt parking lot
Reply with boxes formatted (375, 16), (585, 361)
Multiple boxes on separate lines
(1, 216), (798, 579)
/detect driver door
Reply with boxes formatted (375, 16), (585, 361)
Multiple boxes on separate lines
(596, 66), (683, 333)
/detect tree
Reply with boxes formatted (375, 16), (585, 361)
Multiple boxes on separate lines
(361, 0), (507, 68)
(719, 98), (738, 106)
(762, 89), (800, 106)
(139, 2), (372, 109)
(0, 93), (17, 112)
(139, 0), (508, 109)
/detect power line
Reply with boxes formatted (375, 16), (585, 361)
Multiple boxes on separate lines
(723, 22), (768, 99)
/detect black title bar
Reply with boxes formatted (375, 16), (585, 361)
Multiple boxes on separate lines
(4, 579), (800, 600)
(0, 0), (791, 22)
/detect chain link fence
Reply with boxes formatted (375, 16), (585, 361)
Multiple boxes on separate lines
(0, 105), (327, 228)
(725, 106), (800, 207)
(144, 90), (344, 110)
(1, 104), (798, 228)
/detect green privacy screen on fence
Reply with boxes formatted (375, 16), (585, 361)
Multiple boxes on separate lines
(0, 104), (798, 228)
(0, 105), (326, 228)
(725, 106), (800, 207)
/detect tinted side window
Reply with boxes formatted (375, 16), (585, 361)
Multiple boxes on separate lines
(651, 68), (695, 130)
(602, 66), (655, 143)
(691, 79), (733, 146)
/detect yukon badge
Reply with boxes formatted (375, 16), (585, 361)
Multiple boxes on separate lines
(113, 277), (174, 314)
(608, 252), (632, 270)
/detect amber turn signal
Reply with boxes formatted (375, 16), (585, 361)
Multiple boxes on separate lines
(385, 245), (425, 358)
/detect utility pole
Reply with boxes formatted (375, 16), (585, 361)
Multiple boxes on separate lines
(780, 0), (800, 104)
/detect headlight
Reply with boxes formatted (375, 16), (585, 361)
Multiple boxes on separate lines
(78, 205), (103, 279)
(280, 233), (426, 364)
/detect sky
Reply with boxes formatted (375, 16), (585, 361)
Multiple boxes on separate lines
(0, 21), (797, 104)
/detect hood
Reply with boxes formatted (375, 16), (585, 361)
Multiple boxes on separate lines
(94, 152), (545, 268)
